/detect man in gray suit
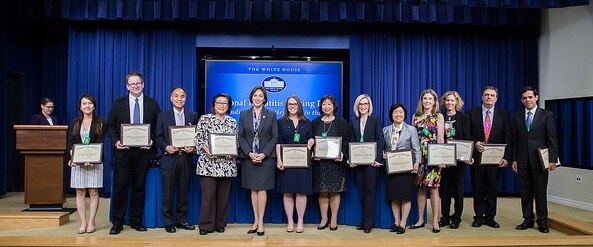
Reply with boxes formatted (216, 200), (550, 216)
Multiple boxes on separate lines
(512, 86), (558, 233)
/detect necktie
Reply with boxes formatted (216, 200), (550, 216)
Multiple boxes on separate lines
(133, 98), (140, 124)
(484, 110), (491, 143)
(176, 112), (184, 126)
(526, 111), (533, 131)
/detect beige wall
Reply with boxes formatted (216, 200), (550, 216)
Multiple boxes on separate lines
(539, 3), (593, 211)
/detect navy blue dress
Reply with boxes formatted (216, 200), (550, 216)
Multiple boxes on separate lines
(276, 118), (314, 194)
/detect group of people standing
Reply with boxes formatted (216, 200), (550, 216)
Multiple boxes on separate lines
(38, 71), (557, 236)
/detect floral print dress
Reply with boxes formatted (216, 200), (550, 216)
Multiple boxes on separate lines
(413, 113), (441, 188)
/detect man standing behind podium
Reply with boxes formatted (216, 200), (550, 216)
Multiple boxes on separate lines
(156, 87), (198, 233)
(512, 86), (558, 233)
(107, 71), (161, 235)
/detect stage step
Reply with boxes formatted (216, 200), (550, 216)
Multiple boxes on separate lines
(549, 211), (593, 235)
(0, 212), (70, 230)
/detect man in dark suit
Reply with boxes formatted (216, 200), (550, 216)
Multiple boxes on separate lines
(155, 87), (198, 233)
(30, 97), (58, 125)
(107, 71), (162, 235)
(467, 86), (512, 229)
(512, 86), (558, 233)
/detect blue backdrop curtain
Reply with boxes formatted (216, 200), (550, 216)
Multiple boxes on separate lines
(64, 24), (537, 228)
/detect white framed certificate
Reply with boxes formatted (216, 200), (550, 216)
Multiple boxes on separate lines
(121, 124), (151, 147)
(538, 147), (562, 170)
(71, 143), (103, 164)
(281, 144), (310, 168)
(447, 140), (474, 162)
(349, 142), (376, 165)
(314, 136), (342, 159)
(209, 133), (238, 156)
(480, 144), (506, 165)
(427, 144), (457, 166)
(386, 150), (414, 174)
(169, 125), (196, 148)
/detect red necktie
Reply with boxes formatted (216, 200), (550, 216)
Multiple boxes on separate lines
(484, 110), (491, 143)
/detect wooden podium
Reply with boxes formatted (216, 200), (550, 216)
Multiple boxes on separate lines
(14, 125), (68, 210)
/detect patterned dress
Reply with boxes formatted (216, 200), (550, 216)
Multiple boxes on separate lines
(70, 125), (103, 188)
(194, 114), (238, 177)
(413, 113), (441, 188)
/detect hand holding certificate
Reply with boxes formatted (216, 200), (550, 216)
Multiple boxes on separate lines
(349, 142), (376, 165)
(314, 136), (342, 160)
(480, 144), (506, 165)
(385, 150), (414, 174)
(121, 124), (151, 147)
(447, 140), (474, 162)
(169, 126), (196, 148)
(538, 147), (561, 171)
(427, 144), (457, 166)
(209, 133), (238, 156)
(71, 143), (103, 164)
(281, 144), (310, 168)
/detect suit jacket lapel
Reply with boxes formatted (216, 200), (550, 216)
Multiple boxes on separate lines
(352, 118), (361, 140)
(530, 108), (543, 131)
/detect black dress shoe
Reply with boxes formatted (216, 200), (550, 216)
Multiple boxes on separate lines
(130, 224), (147, 232)
(256, 231), (265, 236)
(408, 223), (425, 229)
(485, 220), (500, 228)
(165, 226), (176, 233)
(317, 222), (329, 230)
(247, 229), (257, 234)
(329, 225), (338, 231)
(471, 220), (483, 227)
(516, 221), (534, 230)
(199, 230), (209, 235)
(176, 222), (195, 230)
(215, 227), (225, 233)
(109, 225), (123, 235)
(390, 225), (399, 232)
(356, 226), (364, 230)
(363, 229), (371, 234)
(538, 226), (550, 233)
(450, 222), (459, 229)
(396, 227), (405, 234)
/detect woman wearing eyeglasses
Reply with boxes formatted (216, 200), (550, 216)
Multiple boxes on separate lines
(31, 97), (58, 125)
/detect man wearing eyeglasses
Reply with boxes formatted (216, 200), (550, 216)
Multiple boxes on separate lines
(107, 71), (162, 235)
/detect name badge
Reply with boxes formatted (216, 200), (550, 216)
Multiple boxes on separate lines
(82, 136), (90, 145)
(321, 132), (327, 137)
(293, 132), (301, 142)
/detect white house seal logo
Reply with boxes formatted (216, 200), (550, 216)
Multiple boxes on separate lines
(262, 76), (286, 93)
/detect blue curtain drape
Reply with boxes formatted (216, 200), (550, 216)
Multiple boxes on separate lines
(64, 24), (536, 228)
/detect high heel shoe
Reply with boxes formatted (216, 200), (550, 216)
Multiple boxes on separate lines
(329, 224), (338, 231)
(286, 224), (294, 232)
(78, 226), (86, 234)
(408, 223), (425, 229)
(247, 228), (257, 234)
(256, 231), (265, 236)
(432, 227), (441, 233)
(86, 222), (96, 233)
(317, 222), (329, 230)
(296, 225), (304, 233)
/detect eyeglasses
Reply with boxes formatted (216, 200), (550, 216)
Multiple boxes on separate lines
(358, 102), (370, 106)
(215, 102), (228, 105)
(43, 105), (55, 109)
(287, 103), (299, 106)
(127, 82), (143, 87)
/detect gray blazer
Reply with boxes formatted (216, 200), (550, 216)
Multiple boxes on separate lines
(383, 123), (422, 163)
(238, 107), (278, 159)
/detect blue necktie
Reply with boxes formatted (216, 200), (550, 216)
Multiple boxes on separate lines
(133, 98), (140, 124)
(526, 111), (532, 131)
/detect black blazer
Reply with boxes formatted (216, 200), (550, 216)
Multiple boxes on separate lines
(30, 113), (58, 125)
(350, 115), (384, 163)
(66, 117), (107, 160)
(445, 111), (471, 141)
(107, 94), (162, 156)
(512, 107), (558, 169)
(467, 106), (512, 163)
(155, 109), (199, 170)
(238, 107), (278, 159)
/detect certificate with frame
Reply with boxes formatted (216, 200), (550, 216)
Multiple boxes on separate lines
(480, 144), (506, 165)
(349, 142), (376, 165)
(385, 150), (414, 174)
(208, 133), (238, 156)
(427, 144), (457, 166)
(538, 147), (562, 170)
(121, 124), (151, 147)
(314, 136), (342, 160)
(71, 143), (103, 164)
(281, 144), (310, 168)
(169, 125), (196, 148)
(447, 140), (474, 162)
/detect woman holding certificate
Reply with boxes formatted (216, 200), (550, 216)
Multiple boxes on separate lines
(349, 94), (384, 234)
(66, 94), (106, 234)
(275, 95), (314, 233)
(311, 94), (350, 231)
(238, 86), (278, 236)
(194, 93), (237, 235)
(439, 91), (471, 230)
(383, 103), (421, 234)
(411, 89), (445, 233)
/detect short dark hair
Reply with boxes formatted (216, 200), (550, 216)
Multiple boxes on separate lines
(520, 86), (538, 97)
(249, 86), (267, 105)
(125, 71), (144, 84)
(170, 87), (185, 95)
(319, 94), (338, 115)
(481, 85), (499, 96)
(211, 93), (232, 114)
(40, 97), (54, 105)
(389, 103), (407, 122)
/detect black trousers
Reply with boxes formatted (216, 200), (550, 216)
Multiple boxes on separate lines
(439, 163), (466, 224)
(470, 165), (500, 222)
(518, 159), (549, 226)
(161, 154), (192, 226)
(111, 149), (151, 226)
(199, 176), (232, 231)
(355, 165), (379, 230)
